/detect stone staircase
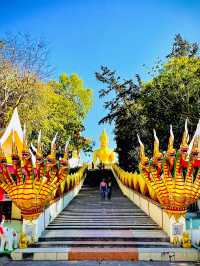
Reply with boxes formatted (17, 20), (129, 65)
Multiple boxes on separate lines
(11, 172), (199, 261)
(36, 186), (171, 250)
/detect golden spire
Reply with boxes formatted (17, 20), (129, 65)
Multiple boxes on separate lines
(153, 129), (160, 157)
(100, 130), (108, 145)
(180, 119), (189, 149)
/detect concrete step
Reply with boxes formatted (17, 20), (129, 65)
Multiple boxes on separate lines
(46, 226), (160, 230)
(58, 212), (145, 216)
(39, 229), (169, 242)
(11, 247), (199, 261)
(33, 240), (173, 248)
(49, 222), (158, 225)
(50, 216), (155, 221)
(51, 220), (156, 224)
(55, 214), (149, 221)
(63, 209), (141, 212)
(49, 223), (158, 226)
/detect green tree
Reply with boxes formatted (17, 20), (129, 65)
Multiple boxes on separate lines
(96, 34), (200, 171)
(167, 33), (199, 58)
(42, 73), (93, 154)
(0, 32), (52, 130)
(0, 32), (93, 155)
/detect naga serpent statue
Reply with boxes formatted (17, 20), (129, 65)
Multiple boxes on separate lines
(0, 130), (85, 221)
(113, 120), (200, 219)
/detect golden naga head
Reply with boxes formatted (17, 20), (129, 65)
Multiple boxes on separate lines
(36, 130), (43, 167)
(47, 133), (57, 159)
(46, 133), (58, 171)
(37, 130), (42, 157)
(21, 124), (31, 162)
(100, 129), (108, 148)
(191, 136), (199, 159)
(60, 139), (70, 168)
(11, 130), (19, 161)
(152, 129), (163, 164)
(180, 119), (189, 153)
(167, 125), (176, 155)
(137, 134), (149, 169)
(0, 144), (6, 164)
(165, 125), (176, 170)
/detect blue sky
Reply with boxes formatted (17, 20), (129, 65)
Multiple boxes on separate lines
(1, 0), (200, 158)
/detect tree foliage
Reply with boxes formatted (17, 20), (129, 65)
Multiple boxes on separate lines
(96, 34), (200, 171)
(0, 33), (93, 155)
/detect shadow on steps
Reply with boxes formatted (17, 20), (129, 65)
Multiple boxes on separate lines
(84, 169), (117, 188)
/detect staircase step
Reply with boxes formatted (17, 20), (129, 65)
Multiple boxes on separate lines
(55, 213), (147, 216)
(50, 221), (156, 224)
(35, 172), (171, 258)
(11, 247), (199, 261)
(49, 223), (157, 226)
(33, 240), (173, 248)
(46, 226), (159, 230)
(39, 229), (169, 242)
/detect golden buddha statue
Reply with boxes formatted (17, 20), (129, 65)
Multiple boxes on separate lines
(93, 130), (115, 166)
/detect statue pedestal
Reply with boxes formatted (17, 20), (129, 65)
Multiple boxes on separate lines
(22, 218), (41, 242)
(163, 211), (186, 243)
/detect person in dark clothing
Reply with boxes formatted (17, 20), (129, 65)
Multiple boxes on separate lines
(100, 179), (107, 199)
(107, 177), (112, 199)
